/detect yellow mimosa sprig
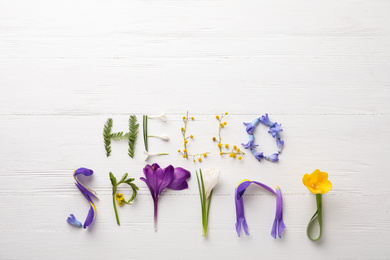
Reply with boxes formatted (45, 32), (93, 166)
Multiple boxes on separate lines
(212, 112), (245, 160)
(178, 111), (210, 162)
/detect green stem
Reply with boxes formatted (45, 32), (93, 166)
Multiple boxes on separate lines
(112, 187), (120, 226)
(157, 153), (169, 156)
(306, 194), (322, 241)
(143, 115), (148, 152)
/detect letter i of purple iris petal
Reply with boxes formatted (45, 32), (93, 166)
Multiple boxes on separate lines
(235, 188), (249, 237)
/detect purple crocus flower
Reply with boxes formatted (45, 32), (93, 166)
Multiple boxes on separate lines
(265, 153), (279, 162)
(250, 148), (264, 162)
(276, 139), (284, 154)
(66, 214), (82, 228)
(268, 123), (283, 139)
(259, 113), (275, 127)
(235, 180), (285, 239)
(243, 118), (260, 134)
(70, 167), (98, 229)
(140, 163), (190, 231)
(241, 134), (258, 149)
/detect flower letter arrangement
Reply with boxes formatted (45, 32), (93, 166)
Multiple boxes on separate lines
(302, 169), (332, 241)
(140, 163), (191, 231)
(235, 180), (286, 239)
(66, 168), (98, 229)
(109, 172), (139, 225)
(103, 115), (139, 158)
(178, 111), (210, 162)
(196, 168), (220, 237)
(212, 112), (245, 160)
(242, 113), (284, 162)
(143, 114), (169, 161)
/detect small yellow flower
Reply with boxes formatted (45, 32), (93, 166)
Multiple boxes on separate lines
(220, 124), (224, 128)
(181, 127), (185, 131)
(184, 140), (188, 144)
(183, 155), (186, 158)
(302, 169), (332, 194)
(220, 152), (223, 155)
(216, 115), (220, 119)
(236, 148), (240, 152)
(203, 153), (207, 157)
(223, 122), (227, 125)
(238, 156), (242, 160)
(217, 143), (222, 148)
(233, 145), (237, 150)
(229, 153), (233, 157)
(182, 116), (186, 120)
(225, 144), (229, 148)
(190, 135), (194, 138)
(178, 150), (181, 152)
(232, 153), (236, 157)
(191, 117), (194, 120)
(183, 149), (187, 153)
(212, 137), (216, 141)
(198, 158), (202, 162)
(225, 112), (228, 115)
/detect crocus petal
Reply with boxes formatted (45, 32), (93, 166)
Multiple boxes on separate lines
(66, 214), (82, 228)
(73, 168), (97, 199)
(203, 168), (220, 199)
(276, 139), (284, 154)
(83, 203), (97, 229)
(156, 165), (174, 195)
(243, 118), (260, 134)
(259, 113), (275, 127)
(265, 153), (279, 162)
(166, 167), (191, 190)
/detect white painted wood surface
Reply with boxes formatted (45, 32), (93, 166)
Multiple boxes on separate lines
(1, 0), (389, 259)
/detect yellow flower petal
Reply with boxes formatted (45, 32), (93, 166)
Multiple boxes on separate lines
(302, 169), (332, 194)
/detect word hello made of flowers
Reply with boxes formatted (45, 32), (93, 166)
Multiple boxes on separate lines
(103, 112), (285, 163)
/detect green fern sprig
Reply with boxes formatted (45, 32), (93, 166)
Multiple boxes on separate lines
(110, 132), (129, 141)
(128, 115), (139, 158)
(103, 118), (113, 157)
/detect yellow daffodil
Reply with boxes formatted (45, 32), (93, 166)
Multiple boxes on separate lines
(302, 169), (332, 194)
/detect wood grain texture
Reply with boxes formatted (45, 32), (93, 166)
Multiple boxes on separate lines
(0, 0), (389, 259)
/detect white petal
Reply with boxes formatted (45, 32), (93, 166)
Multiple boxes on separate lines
(203, 168), (220, 199)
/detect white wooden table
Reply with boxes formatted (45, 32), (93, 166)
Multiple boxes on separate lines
(1, 0), (389, 259)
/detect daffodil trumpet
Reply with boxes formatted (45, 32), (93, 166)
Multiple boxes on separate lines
(196, 168), (220, 237)
(109, 172), (139, 226)
(302, 169), (332, 241)
(235, 179), (286, 239)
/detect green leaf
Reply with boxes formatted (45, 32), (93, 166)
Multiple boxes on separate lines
(128, 115), (139, 158)
(119, 173), (128, 183)
(109, 172), (117, 187)
(103, 118), (113, 157)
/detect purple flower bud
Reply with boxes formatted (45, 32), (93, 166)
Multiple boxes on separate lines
(243, 118), (260, 134)
(268, 123), (283, 139)
(276, 140), (284, 154)
(265, 153), (279, 162)
(250, 148), (264, 162)
(259, 113), (275, 127)
(66, 214), (82, 228)
(241, 134), (258, 149)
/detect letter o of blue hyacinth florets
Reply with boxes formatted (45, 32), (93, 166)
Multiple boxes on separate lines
(241, 113), (284, 163)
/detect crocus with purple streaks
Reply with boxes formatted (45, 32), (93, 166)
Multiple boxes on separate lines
(235, 179), (286, 239)
(243, 118), (260, 134)
(69, 167), (98, 229)
(241, 134), (258, 149)
(140, 163), (190, 231)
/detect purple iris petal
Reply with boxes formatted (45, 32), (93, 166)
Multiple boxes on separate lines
(268, 123), (283, 139)
(235, 180), (285, 239)
(241, 134), (258, 149)
(66, 214), (82, 228)
(265, 153), (279, 162)
(259, 113), (275, 127)
(276, 139), (284, 154)
(167, 167), (191, 190)
(141, 164), (191, 231)
(243, 118), (260, 134)
(250, 148), (264, 162)
(271, 187), (286, 238)
(72, 167), (97, 229)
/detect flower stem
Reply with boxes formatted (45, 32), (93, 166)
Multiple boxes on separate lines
(157, 153), (169, 156)
(306, 194), (322, 241)
(153, 198), (158, 232)
(112, 191), (120, 226)
(143, 115), (148, 152)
